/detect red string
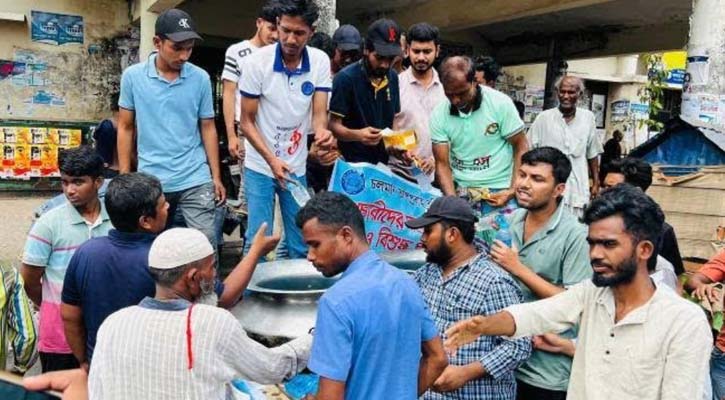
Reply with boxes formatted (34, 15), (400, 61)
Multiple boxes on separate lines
(186, 304), (194, 370)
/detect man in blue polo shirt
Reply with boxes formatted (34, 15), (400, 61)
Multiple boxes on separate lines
(239, 0), (333, 259)
(329, 18), (402, 165)
(297, 192), (448, 399)
(117, 9), (225, 248)
(60, 173), (166, 369)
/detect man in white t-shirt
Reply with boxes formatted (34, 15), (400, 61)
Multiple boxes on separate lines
(527, 76), (603, 217)
(221, 2), (278, 212)
(239, 0), (333, 259)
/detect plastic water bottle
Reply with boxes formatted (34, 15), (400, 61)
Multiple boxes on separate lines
(494, 214), (513, 247)
(287, 178), (311, 207)
(411, 165), (433, 192)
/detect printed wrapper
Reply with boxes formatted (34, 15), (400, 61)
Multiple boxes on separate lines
(381, 128), (417, 151)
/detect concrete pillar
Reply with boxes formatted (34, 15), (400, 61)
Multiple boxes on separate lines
(681, 0), (725, 126)
(543, 39), (567, 110)
(139, 0), (159, 62)
(313, 0), (338, 36)
(616, 55), (639, 78)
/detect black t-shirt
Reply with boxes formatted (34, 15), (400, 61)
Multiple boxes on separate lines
(329, 61), (400, 165)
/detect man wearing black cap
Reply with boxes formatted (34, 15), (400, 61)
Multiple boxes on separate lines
(118, 8), (225, 249)
(329, 18), (403, 166)
(331, 24), (362, 75)
(407, 196), (531, 400)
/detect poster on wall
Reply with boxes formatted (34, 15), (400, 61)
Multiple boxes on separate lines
(610, 100), (630, 123)
(0, 126), (81, 179)
(329, 160), (440, 252)
(31, 11), (84, 45)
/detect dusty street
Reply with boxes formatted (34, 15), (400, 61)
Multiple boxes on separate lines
(0, 193), (53, 266)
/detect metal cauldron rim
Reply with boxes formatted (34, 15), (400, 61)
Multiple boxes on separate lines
(247, 258), (338, 294)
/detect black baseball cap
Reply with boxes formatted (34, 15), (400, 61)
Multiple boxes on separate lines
(366, 19), (402, 57)
(405, 196), (478, 229)
(333, 25), (362, 51)
(155, 9), (203, 42)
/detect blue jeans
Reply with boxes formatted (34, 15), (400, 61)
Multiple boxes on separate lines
(243, 168), (307, 259)
(712, 347), (725, 400)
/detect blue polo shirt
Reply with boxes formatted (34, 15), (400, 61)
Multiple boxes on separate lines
(119, 54), (215, 192)
(61, 229), (156, 361)
(309, 250), (438, 399)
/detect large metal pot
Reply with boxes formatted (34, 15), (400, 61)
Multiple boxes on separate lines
(232, 250), (426, 346)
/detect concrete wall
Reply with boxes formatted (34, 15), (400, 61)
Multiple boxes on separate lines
(0, 0), (133, 122)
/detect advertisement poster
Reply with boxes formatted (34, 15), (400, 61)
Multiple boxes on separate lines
(31, 11), (84, 45)
(1, 127), (81, 179)
(610, 100), (630, 123)
(329, 160), (440, 252)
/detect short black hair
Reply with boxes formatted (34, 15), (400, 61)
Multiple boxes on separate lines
(259, 0), (279, 23)
(607, 157), (653, 192)
(308, 31), (334, 58)
(105, 172), (163, 232)
(583, 184), (664, 247)
(296, 191), (366, 238)
(521, 147), (572, 185)
(407, 23), (439, 45)
(59, 145), (104, 179)
(474, 56), (500, 83)
(440, 219), (475, 244)
(276, 0), (318, 28)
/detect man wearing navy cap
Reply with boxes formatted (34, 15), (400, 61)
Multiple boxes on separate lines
(329, 18), (403, 165)
(331, 24), (362, 75)
(117, 9), (225, 249)
(407, 196), (531, 400)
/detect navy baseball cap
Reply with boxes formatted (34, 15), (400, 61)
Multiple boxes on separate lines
(366, 19), (401, 57)
(405, 196), (478, 229)
(333, 25), (362, 51)
(155, 9), (203, 42)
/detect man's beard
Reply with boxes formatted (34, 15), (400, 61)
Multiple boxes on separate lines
(195, 279), (218, 306)
(413, 61), (433, 73)
(591, 253), (638, 287)
(365, 58), (387, 78)
(426, 241), (453, 265)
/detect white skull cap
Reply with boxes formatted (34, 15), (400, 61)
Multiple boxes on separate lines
(148, 228), (214, 270)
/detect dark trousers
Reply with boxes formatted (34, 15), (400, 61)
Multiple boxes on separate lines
(517, 379), (567, 400)
(40, 352), (79, 372)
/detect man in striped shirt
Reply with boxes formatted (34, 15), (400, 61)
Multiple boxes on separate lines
(21, 146), (113, 372)
(89, 227), (310, 399)
(221, 1), (278, 212)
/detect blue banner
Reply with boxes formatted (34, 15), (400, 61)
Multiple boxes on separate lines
(31, 11), (83, 45)
(328, 160), (441, 252)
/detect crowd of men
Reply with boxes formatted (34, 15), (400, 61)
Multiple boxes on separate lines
(0, 0), (722, 399)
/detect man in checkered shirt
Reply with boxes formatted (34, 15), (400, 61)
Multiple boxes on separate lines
(407, 196), (532, 400)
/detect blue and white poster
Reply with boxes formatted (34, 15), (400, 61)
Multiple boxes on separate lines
(31, 11), (84, 45)
(329, 160), (440, 252)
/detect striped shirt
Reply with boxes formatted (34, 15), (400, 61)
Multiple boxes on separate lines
(89, 297), (312, 400)
(22, 201), (112, 353)
(414, 243), (532, 400)
(221, 39), (258, 122)
(0, 264), (37, 372)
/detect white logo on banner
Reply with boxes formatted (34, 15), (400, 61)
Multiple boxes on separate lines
(178, 18), (190, 29)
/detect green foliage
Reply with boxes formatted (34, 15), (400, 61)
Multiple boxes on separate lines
(638, 54), (668, 132)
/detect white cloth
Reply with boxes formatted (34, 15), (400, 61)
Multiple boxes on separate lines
(506, 280), (712, 400)
(650, 255), (678, 291)
(239, 44), (332, 178)
(89, 303), (312, 400)
(221, 40), (258, 122)
(528, 107), (603, 209)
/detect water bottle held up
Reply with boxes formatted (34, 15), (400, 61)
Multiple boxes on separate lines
(494, 214), (513, 247)
(287, 177), (311, 207)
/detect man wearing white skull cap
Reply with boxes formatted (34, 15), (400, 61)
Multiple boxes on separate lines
(87, 226), (313, 400)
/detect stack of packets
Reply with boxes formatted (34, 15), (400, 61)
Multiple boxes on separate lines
(380, 128), (417, 152)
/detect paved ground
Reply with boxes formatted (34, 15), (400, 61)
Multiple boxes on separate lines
(0, 193), (51, 266)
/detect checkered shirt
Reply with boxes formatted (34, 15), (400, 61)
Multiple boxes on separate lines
(414, 244), (532, 400)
